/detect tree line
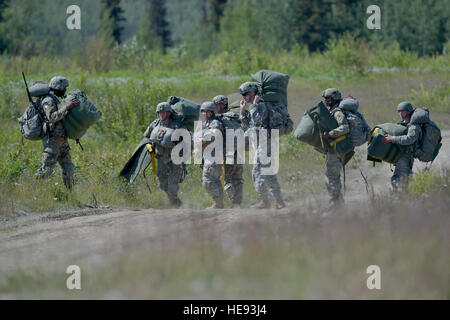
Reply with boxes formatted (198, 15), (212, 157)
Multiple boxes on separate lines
(0, 0), (448, 58)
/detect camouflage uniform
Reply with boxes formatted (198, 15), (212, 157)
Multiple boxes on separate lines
(201, 116), (225, 205)
(144, 118), (184, 206)
(36, 95), (74, 188)
(240, 100), (283, 202)
(326, 103), (350, 203)
(218, 111), (244, 206)
(390, 121), (422, 191)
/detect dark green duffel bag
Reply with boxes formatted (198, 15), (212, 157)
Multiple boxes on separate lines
(251, 70), (289, 107)
(61, 90), (102, 140)
(367, 123), (407, 163)
(294, 102), (354, 156)
(167, 96), (200, 132)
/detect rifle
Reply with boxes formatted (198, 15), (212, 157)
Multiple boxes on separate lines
(22, 72), (34, 105)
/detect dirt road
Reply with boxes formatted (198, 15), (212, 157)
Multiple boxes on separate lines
(0, 131), (448, 294)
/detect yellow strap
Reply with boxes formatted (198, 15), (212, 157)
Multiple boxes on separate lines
(329, 135), (346, 147)
(367, 127), (379, 145)
(221, 163), (225, 189)
(146, 144), (156, 176)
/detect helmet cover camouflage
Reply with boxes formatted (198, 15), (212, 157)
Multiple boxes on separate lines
(156, 102), (174, 113)
(49, 76), (69, 91)
(200, 101), (217, 113)
(396, 101), (414, 112)
(212, 95), (228, 106)
(322, 88), (342, 100)
(239, 82), (258, 95)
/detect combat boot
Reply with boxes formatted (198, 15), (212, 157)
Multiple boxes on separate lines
(169, 196), (182, 208)
(250, 196), (271, 209)
(328, 196), (344, 210)
(207, 197), (224, 209)
(274, 195), (285, 209)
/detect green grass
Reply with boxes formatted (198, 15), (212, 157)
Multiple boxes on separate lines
(0, 38), (449, 214)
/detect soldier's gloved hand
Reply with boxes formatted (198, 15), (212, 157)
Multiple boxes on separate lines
(66, 98), (80, 111)
(382, 134), (393, 144)
(239, 99), (247, 112)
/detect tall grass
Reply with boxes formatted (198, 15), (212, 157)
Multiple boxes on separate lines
(0, 35), (449, 214)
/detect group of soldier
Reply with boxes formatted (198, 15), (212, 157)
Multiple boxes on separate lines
(36, 76), (422, 210)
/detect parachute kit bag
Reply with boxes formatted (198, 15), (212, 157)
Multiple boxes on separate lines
(167, 96), (200, 132)
(251, 70), (289, 107)
(410, 107), (442, 162)
(251, 70), (292, 135)
(367, 123), (407, 163)
(294, 101), (354, 156)
(61, 90), (102, 140)
(339, 97), (370, 147)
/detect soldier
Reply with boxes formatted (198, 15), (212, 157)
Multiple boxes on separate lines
(36, 76), (79, 189)
(212, 94), (243, 208)
(144, 102), (184, 207)
(239, 82), (285, 209)
(321, 88), (350, 207)
(200, 101), (225, 209)
(382, 101), (422, 192)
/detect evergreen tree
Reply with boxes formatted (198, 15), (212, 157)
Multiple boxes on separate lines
(292, 0), (330, 52)
(0, 0), (9, 52)
(209, 0), (227, 32)
(144, 0), (171, 53)
(99, 0), (126, 45)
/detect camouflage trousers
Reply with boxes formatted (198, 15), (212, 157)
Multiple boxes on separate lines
(252, 147), (282, 199)
(391, 152), (414, 192)
(325, 152), (344, 202)
(157, 157), (184, 201)
(37, 135), (74, 189)
(224, 164), (243, 205)
(203, 162), (223, 201)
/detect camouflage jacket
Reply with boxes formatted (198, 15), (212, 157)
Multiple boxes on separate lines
(391, 121), (422, 151)
(329, 105), (350, 138)
(144, 118), (180, 158)
(41, 95), (68, 138)
(239, 101), (269, 132)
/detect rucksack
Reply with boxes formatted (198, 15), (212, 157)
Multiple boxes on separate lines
(18, 98), (48, 140)
(251, 70), (293, 136)
(167, 96), (200, 132)
(410, 107), (442, 162)
(338, 97), (371, 147)
(18, 82), (55, 141)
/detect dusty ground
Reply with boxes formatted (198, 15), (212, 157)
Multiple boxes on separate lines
(1, 131), (448, 276)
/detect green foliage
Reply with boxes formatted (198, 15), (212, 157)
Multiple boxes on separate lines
(408, 169), (449, 197)
(410, 82), (450, 113)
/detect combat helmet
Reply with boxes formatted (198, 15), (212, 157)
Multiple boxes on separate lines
(156, 102), (174, 113)
(49, 76), (69, 91)
(212, 95), (228, 106)
(322, 88), (342, 101)
(396, 101), (414, 113)
(200, 101), (217, 114)
(239, 82), (258, 95)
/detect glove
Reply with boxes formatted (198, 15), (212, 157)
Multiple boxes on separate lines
(66, 98), (80, 111)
